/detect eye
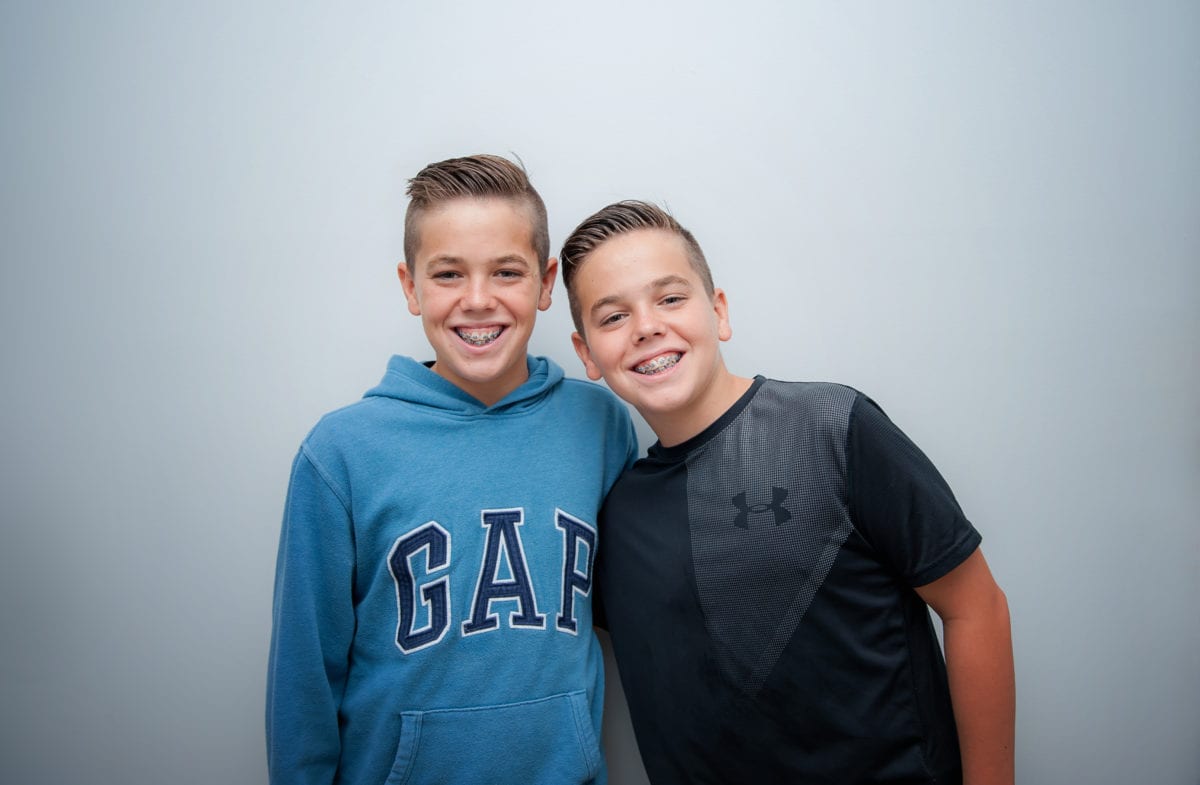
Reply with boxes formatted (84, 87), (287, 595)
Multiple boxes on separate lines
(431, 270), (461, 281)
(661, 294), (686, 306)
(495, 268), (525, 280)
(599, 312), (627, 327)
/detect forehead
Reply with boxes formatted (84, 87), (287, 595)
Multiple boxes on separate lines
(411, 197), (538, 264)
(574, 229), (698, 300)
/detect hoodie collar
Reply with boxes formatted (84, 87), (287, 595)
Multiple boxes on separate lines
(364, 354), (564, 416)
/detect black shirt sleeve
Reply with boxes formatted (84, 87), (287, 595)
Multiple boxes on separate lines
(592, 563), (608, 631)
(845, 393), (982, 587)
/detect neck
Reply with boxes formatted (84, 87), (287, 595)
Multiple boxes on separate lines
(648, 373), (755, 448)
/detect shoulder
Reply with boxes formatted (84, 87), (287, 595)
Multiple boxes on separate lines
(558, 375), (622, 402)
(556, 377), (633, 418)
(305, 396), (381, 437)
(754, 378), (864, 431)
(762, 383), (923, 477)
(298, 396), (393, 462)
(759, 377), (861, 403)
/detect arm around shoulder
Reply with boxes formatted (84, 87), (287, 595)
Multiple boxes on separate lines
(916, 548), (1015, 785)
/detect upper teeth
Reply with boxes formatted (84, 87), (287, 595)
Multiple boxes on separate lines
(457, 327), (502, 346)
(635, 354), (680, 374)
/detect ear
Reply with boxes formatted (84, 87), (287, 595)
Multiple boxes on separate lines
(396, 261), (421, 316)
(538, 257), (559, 311)
(712, 288), (733, 341)
(571, 330), (604, 381)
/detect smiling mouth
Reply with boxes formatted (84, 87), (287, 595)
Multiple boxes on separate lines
(456, 326), (503, 346)
(634, 353), (681, 375)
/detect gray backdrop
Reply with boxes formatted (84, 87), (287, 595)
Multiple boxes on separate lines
(2, 2), (1197, 784)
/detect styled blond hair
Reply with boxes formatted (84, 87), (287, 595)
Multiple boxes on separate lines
(560, 200), (713, 334)
(404, 154), (549, 272)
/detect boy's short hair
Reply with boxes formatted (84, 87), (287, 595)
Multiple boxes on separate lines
(404, 154), (550, 273)
(560, 200), (714, 335)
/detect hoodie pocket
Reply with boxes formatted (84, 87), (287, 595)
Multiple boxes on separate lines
(385, 690), (602, 785)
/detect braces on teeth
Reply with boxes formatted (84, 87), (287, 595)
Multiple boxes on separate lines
(636, 354), (679, 374)
(458, 327), (502, 346)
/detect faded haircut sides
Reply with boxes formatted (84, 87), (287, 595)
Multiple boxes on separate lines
(404, 154), (550, 273)
(559, 200), (713, 335)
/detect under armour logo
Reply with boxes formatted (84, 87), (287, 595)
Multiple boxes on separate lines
(731, 487), (792, 529)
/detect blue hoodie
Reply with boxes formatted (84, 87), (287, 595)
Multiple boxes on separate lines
(268, 355), (636, 785)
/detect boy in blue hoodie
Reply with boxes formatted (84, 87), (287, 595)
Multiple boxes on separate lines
(266, 155), (636, 785)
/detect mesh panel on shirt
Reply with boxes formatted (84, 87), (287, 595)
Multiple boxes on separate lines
(685, 381), (857, 694)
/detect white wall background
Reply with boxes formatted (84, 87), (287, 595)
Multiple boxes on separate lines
(2, 2), (1197, 784)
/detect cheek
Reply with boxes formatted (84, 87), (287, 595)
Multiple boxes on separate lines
(596, 342), (626, 372)
(414, 290), (454, 320)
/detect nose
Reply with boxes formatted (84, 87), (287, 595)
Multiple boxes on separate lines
(632, 307), (665, 343)
(463, 277), (496, 310)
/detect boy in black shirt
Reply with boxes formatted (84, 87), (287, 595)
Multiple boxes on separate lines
(560, 200), (1014, 785)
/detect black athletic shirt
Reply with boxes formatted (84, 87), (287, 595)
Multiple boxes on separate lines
(597, 377), (980, 785)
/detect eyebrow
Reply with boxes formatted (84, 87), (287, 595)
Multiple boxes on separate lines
(649, 274), (693, 291)
(425, 254), (533, 270)
(587, 275), (693, 318)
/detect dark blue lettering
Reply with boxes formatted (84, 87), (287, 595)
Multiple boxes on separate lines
(555, 510), (596, 634)
(463, 509), (545, 634)
(388, 523), (452, 653)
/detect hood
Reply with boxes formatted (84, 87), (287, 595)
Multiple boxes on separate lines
(363, 354), (564, 417)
